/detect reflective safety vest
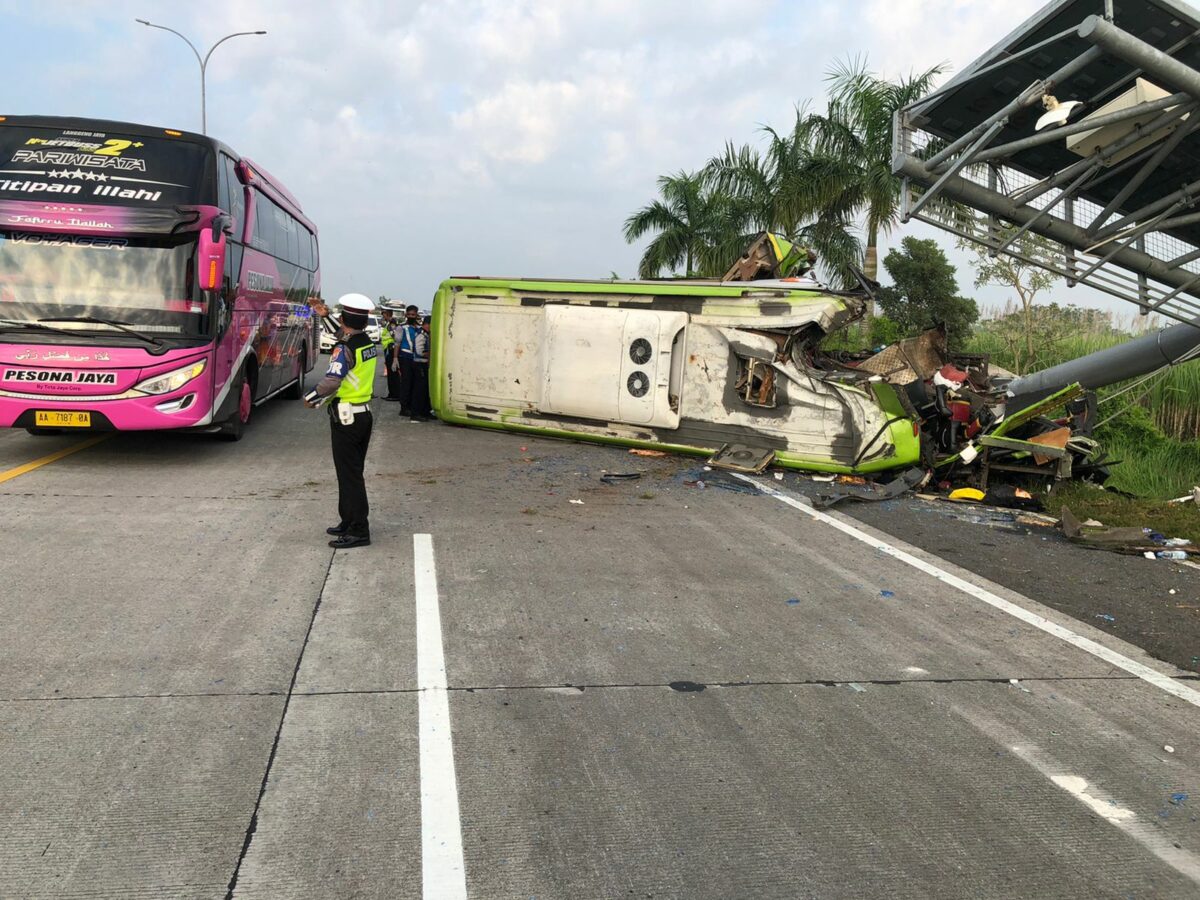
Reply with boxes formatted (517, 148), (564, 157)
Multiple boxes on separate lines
(380, 320), (395, 349)
(335, 334), (378, 404)
(397, 322), (418, 359)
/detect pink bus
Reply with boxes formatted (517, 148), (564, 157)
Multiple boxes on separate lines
(0, 115), (320, 440)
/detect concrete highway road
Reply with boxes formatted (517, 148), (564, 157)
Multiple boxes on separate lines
(1, 377), (1199, 899)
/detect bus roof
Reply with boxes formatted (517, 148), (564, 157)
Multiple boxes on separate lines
(442, 275), (847, 299)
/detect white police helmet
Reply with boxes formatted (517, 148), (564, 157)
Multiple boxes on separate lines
(337, 293), (375, 313)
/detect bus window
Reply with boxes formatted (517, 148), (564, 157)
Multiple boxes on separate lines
(217, 157), (230, 220)
(297, 228), (312, 270)
(223, 155), (245, 240)
(253, 192), (275, 254)
(310, 232), (319, 269)
(284, 213), (299, 265)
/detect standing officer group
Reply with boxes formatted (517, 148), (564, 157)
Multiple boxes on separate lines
(387, 304), (434, 422)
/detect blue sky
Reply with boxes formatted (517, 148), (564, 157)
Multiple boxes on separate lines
(2, 0), (1137, 320)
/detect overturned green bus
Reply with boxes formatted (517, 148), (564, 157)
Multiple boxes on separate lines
(428, 276), (920, 474)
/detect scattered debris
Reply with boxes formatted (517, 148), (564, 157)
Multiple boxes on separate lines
(1095, 614), (1116, 624)
(1061, 507), (1199, 557)
(949, 487), (985, 502)
(785, 598), (801, 606)
(629, 448), (667, 458)
(1165, 745), (1175, 753)
(880, 590), (896, 598)
(814, 467), (927, 508)
(708, 443), (775, 473)
(569, 499), (585, 505)
(847, 683), (867, 693)
(599, 473), (641, 484)
(1168, 487), (1200, 505)
(773, 472), (784, 481)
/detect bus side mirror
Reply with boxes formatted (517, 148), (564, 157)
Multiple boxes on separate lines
(197, 220), (228, 291)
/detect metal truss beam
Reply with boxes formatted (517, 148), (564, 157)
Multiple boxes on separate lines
(891, 152), (1200, 305)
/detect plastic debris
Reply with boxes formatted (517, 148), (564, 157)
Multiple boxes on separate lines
(811, 474), (836, 482)
(569, 499), (584, 505)
(949, 487), (985, 501)
(1095, 614), (1116, 624)
(880, 590), (896, 598)
(774, 472), (784, 481)
(786, 598), (801, 606)
(1170, 792), (1188, 806)
(1165, 745), (1175, 753)
(629, 448), (667, 457)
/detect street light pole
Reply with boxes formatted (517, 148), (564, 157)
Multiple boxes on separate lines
(135, 19), (266, 134)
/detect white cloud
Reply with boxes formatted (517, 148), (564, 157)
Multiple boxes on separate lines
(0, 0), (1124, 311)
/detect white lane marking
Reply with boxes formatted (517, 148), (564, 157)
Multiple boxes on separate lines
(1011, 743), (1200, 883)
(1050, 775), (1136, 823)
(415, 533), (468, 899)
(734, 476), (1200, 710)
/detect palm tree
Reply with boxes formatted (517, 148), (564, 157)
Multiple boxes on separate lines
(800, 57), (944, 304)
(623, 171), (745, 278)
(703, 110), (864, 288)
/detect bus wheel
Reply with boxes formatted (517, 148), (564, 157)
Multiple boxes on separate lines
(219, 370), (252, 442)
(284, 345), (307, 400)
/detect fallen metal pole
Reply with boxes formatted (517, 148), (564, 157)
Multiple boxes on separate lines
(1006, 318), (1200, 397)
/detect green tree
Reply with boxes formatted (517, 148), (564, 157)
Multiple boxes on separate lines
(703, 110), (862, 287)
(800, 58), (944, 309)
(958, 231), (1058, 373)
(622, 171), (745, 278)
(875, 237), (978, 346)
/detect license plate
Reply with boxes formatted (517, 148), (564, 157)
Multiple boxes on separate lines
(35, 410), (91, 428)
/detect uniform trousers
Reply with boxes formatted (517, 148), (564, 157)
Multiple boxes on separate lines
(329, 407), (372, 537)
(398, 356), (416, 414)
(384, 347), (402, 399)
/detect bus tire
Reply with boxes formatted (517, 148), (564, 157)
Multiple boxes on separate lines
(218, 367), (253, 442)
(284, 345), (307, 400)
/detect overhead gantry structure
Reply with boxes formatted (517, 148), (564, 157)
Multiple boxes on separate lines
(893, 0), (1200, 325)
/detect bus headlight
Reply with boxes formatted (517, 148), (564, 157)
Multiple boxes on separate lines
(134, 359), (207, 395)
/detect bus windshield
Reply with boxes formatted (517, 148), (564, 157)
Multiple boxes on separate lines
(0, 231), (210, 339)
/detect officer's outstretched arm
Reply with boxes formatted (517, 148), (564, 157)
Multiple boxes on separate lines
(303, 344), (349, 407)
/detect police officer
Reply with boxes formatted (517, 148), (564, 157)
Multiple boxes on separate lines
(379, 308), (403, 401)
(409, 315), (434, 421)
(303, 293), (378, 549)
(396, 304), (421, 418)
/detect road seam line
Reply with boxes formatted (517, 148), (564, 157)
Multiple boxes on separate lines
(415, 533), (468, 900)
(223, 549), (336, 899)
(0, 435), (107, 484)
(735, 475), (1200, 710)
